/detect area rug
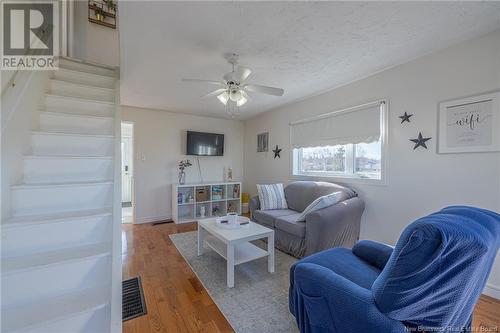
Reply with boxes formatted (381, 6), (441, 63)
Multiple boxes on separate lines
(169, 231), (299, 333)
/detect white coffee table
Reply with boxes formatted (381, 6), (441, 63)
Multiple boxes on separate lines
(197, 218), (275, 288)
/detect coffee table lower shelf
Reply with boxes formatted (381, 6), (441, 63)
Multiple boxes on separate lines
(204, 235), (269, 265)
(197, 218), (275, 288)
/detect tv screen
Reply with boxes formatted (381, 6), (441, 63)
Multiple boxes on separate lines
(186, 131), (224, 156)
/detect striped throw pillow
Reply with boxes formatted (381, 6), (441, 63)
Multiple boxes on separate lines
(257, 184), (288, 210)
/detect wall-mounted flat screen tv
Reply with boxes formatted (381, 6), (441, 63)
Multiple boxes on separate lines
(186, 131), (224, 156)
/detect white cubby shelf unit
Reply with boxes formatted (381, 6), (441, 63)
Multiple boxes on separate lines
(172, 182), (242, 223)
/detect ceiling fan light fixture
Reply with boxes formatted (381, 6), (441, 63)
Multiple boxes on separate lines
(182, 53), (285, 113)
(229, 89), (242, 102)
(237, 95), (247, 107)
(217, 91), (229, 105)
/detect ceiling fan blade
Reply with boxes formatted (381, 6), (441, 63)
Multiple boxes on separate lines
(235, 66), (252, 82)
(223, 66), (252, 83)
(182, 78), (226, 87)
(203, 88), (227, 98)
(243, 84), (284, 96)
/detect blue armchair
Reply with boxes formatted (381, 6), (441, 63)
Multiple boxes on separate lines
(289, 206), (500, 333)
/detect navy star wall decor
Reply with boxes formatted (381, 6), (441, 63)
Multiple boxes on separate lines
(272, 145), (282, 158)
(399, 112), (413, 123)
(410, 132), (432, 150)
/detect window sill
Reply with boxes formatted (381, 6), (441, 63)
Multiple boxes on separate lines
(290, 173), (387, 187)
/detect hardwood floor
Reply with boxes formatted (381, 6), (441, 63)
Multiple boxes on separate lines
(473, 295), (500, 332)
(122, 222), (233, 333)
(122, 222), (500, 333)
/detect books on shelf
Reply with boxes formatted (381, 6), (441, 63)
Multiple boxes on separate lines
(212, 185), (224, 201)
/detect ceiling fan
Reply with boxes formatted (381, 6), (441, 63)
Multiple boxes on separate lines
(182, 53), (284, 109)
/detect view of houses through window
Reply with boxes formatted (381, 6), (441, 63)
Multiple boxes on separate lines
(295, 140), (382, 180)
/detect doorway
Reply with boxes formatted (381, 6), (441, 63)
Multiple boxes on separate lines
(122, 122), (134, 223)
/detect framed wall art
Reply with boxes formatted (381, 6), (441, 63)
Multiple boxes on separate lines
(257, 132), (269, 152)
(438, 91), (500, 153)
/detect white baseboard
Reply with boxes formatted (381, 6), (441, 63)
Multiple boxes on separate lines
(483, 283), (500, 300)
(134, 215), (171, 224)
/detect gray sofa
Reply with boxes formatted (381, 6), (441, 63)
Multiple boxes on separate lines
(249, 181), (364, 258)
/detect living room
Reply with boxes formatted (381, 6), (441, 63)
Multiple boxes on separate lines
(1, 1), (500, 333)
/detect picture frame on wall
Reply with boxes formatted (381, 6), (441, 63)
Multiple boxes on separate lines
(438, 91), (500, 153)
(257, 132), (269, 152)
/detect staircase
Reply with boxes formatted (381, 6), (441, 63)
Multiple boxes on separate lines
(1, 58), (120, 333)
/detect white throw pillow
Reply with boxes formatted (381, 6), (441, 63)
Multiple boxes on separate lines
(257, 184), (288, 210)
(296, 191), (344, 222)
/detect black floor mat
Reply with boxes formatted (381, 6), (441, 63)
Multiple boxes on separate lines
(122, 276), (147, 321)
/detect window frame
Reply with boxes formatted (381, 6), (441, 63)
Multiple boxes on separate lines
(290, 100), (388, 185)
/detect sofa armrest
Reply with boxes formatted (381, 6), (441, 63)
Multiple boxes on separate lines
(304, 197), (365, 256)
(352, 240), (394, 270)
(249, 196), (260, 220)
(290, 262), (406, 333)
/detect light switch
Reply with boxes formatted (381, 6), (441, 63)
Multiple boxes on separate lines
(141, 154), (146, 161)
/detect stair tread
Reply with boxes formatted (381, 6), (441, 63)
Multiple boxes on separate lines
(49, 79), (115, 92)
(53, 66), (116, 80)
(39, 110), (114, 120)
(2, 242), (112, 274)
(24, 154), (113, 160)
(3, 56), (115, 333)
(3, 207), (113, 227)
(59, 57), (116, 76)
(45, 93), (116, 105)
(2, 284), (110, 332)
(32, 130), (114, 138)
(12, 179), (114, 190)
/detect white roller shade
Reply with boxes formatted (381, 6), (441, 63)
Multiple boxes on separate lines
(290, 102), (383, 148)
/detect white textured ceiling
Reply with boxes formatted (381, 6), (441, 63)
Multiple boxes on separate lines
(119, 1), (500, 120)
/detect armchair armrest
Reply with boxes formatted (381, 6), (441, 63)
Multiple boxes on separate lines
(249, 196), (260, 220)
(304, 197), (365, 255)
(352, 240), (394, 270)
(291, 262), (406, 333)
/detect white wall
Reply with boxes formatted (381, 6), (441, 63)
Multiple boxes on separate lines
(243, 30), (500, 297)
(1, 71), (15, 95)
(122, 106), (244, 224)
(71, 0), (119, 67)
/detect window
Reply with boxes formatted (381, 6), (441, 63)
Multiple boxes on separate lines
(294, 140), (382, 179)
(291, 101), (386, 181)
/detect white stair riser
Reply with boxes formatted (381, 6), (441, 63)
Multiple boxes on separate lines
(24, 157), (113, 183)
(49, 80), (114, 102)
(21, 305), (110, 333)
(32, 133), (114, 156)
(2, 58), (117, 333)
(39, 112), (114, 135)
(59, 59), (115, 77)
(2, 255), (111, 307)
(52, 69), (115, 89)
(2, 216), (112, 258)
(11, 184), (113, 216)
(45, 95), (114, 117)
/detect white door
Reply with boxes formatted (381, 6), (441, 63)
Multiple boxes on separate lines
(121, 137), (132, 202)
